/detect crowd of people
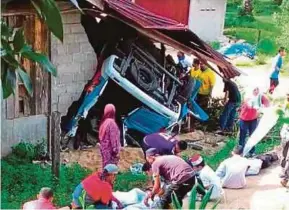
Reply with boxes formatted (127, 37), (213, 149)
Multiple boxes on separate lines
(22, 47), (288, 209)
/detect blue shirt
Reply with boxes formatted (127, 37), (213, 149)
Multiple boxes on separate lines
(270, 54), (283, 79)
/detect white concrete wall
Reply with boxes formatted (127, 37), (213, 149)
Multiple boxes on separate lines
(188, 0), (227, 42)
(1, 12), (96, 157)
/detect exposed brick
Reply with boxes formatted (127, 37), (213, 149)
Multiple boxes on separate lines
(57, 63), (81, 73)
(63, 34), (76, 44)
(73, 72), (85, 82)
(84, 69), (95, 81)
(86, 52), (96, 61)
(81, 61), (95, 72)
(63, 24), (71, 34)
(73, 53), (86, 63)
(55, 54), (73, 65)
(75, 34), (88, 43)
(80, 43), (94, 53)
(62, 13), (81, 24)
(57, 45), (67, 55)
(70, 24), (84, 33)
(67, 43), (80, 54)
(58, 73), (74, 84)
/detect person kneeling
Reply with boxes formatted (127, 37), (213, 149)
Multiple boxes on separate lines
(71, 164), (122, 209)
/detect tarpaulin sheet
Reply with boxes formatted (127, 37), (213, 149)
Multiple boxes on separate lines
(243, 107), (280, 156)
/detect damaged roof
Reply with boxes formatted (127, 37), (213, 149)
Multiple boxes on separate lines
(87, 0), (241, 78)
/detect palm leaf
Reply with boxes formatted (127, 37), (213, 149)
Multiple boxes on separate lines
(188, 184), (198, 210)
(171, 191), (182, 209)
(199, 186), (213, 209)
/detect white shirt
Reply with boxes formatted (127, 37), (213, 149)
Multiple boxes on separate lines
(199, 165), (223, 200)
(216, 155), (249, 189)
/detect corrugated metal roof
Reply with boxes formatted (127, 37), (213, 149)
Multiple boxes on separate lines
(105, 0), (187, 30)
(103, 0), (240, 78)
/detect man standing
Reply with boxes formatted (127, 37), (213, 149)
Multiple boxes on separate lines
(216, 146), (250, 189)
(196, 63), (216, 109)
(23, 188), (56, 209)
(218, 79), (241, 134)
(189, 154), (223, 200)
(144, 148), (196, 208)
(269, 47), (286, 94)
(177, 51), (192, 73)
(141, 132), (188, 156)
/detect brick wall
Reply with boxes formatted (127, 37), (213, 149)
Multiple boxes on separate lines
(51, 12), (96, 114)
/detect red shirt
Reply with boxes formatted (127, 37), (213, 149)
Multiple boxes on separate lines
(82, 172), (113, 205)
(23, 197), (56, 210)
(239, 95), (270, 121)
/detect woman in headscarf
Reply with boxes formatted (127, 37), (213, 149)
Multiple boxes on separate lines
(238, 87), (270, 156)
(99, 104), (121, 168)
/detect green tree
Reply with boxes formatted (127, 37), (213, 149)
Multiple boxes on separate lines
(1, 0), (80, 99)
(274, 0), (289, 47)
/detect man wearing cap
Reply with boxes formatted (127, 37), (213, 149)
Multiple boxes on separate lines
(141, 132), (188, 157)
(189, 154), (223, 200)
(216, 146), (250, 189)
(144, 148), (196, 208)
(23, 187), (56, 209)
(71, 164), (122, 209)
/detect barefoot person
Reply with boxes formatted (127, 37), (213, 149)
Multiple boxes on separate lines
(269, 47), (286, 94)
(99, 104), (121, 168)
(144, 148), (196, 209)
(23, 188), (56, 209)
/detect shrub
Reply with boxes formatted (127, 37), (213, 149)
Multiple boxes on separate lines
(255, 54), (268, 65)
(257, 38), (276, 55)
(210, 41), (221, 50)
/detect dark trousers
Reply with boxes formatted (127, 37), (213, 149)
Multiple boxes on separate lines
(239, 119), (258, 154)
(269, 78), (279, 94)
(196, 94), (210, 111)
(159, 176), (196, 209)
(219, 102), (238, 131)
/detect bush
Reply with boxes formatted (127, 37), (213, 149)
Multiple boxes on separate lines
(257, 39), (277, 55)
(255, 54), (268, 65)
(210, 41), (221, 50)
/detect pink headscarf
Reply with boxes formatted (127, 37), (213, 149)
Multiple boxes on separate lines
(99, 104), (116, 140)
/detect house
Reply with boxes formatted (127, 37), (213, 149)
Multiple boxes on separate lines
(1, 0), (237, 157)
(134, 0), (227, 42)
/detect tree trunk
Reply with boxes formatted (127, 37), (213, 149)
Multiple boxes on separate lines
(242, 0), (253, 15)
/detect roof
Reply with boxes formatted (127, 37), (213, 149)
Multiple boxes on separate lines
(102, 0), (240, 78)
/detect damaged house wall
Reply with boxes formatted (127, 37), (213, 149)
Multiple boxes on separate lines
(1, 11), (96, 157)
(50, 12), (96, 114)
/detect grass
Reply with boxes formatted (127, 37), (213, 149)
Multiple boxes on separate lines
(225, 0), (282, 56)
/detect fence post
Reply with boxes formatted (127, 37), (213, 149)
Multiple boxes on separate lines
(51, 111), (61, 178)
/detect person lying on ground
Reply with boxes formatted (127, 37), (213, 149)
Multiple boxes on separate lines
(143, 148), (198, 209)
(217, 79), (241, 135)
(71, 164), (123, 209)
(23, 187), (56, 210)
(188, 154), (223, 200)
(238, 87), (270, 157)
(140, 132), (188, 157)
(216, 145), (250, 189)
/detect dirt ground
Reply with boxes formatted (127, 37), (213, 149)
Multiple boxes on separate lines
(184, 163), (289, 210)
(60, 131), (226, 171)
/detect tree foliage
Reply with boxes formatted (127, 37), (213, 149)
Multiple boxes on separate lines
(274, 0), (289, 47)
(1, 0), (80, 99)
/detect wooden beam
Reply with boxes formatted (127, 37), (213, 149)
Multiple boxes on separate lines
(51, 111), (61, 178)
